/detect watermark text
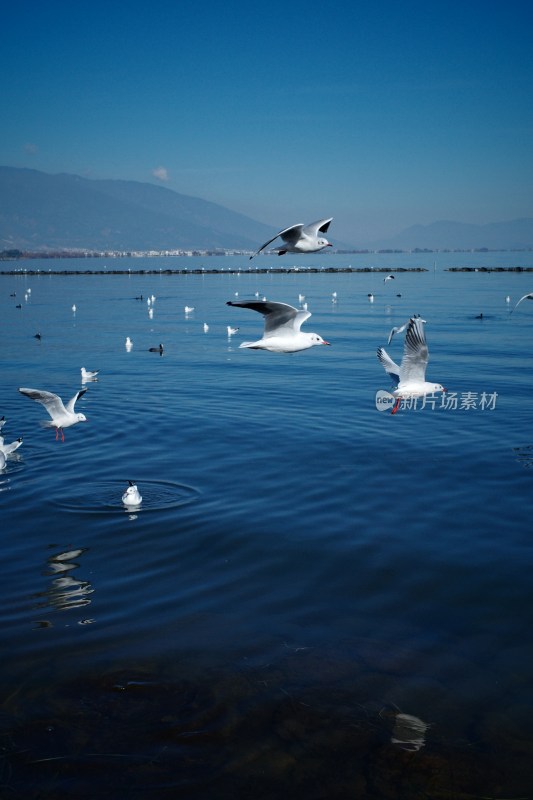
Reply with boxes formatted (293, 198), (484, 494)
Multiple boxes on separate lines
(375, 391), (498, 412)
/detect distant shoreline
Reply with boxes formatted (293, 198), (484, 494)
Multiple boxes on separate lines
(2, 247), (533, 262)
(1, 266), (533, 276)
(0, 266), (431, 276)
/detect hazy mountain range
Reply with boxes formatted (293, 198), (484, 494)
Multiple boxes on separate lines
(0, 167), (275, 252)
(1, 166), (532, 252)
(371, 218), (533, 251)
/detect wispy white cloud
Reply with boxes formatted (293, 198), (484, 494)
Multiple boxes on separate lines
(152, 166), (169, 182)
(24, 142), (38, 154)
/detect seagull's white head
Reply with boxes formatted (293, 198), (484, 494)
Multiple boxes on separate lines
(123, 482), (142, 505)
(433, 384), (446, 393)
(77, 413), (88, 422)
(317, 238), (332, 249)
(309, 333), (331, 347)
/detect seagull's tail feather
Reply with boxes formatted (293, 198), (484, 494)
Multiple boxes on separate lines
(239, 341), (262, 350)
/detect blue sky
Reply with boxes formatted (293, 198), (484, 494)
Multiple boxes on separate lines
(2, 0), (532, 244)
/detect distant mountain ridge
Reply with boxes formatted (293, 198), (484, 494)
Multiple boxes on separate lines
(0, 166), (277, 251)
(0, 167), (531, 252)
(366, 218), (533, 251)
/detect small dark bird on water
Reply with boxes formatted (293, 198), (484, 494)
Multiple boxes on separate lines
(34, 333), (41, 340)
(149, 344), (164, 354)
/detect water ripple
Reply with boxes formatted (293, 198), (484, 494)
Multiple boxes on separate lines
(51, 479), (200, 514)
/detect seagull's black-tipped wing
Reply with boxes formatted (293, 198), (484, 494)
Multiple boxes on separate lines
(19, 387), (66, 419)
(303, 218), (333, 236)
(227, 300), (310, 334)
(249, 224), (304, 259)
(377, 347), (400, 386)
(66, 387), (87, 413)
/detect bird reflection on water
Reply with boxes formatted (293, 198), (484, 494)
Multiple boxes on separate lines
(33, 548), (93, 622)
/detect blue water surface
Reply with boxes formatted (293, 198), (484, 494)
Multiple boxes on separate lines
(1, 253), (532, 798)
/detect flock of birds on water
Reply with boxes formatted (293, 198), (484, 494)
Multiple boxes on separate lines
(3, 216), (533, 506)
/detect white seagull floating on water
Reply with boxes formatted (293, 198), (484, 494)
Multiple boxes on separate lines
(81, 367), (99, 382)
(18, 387), (88, 440)
(227, 299), (330, 353)
(377, 316), (446, 414)
(249, 218), (333, 259)
(122, 481), (142, 507)
(510, 292), (533, 314)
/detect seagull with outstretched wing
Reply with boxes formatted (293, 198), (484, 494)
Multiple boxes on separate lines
(377, 316), (446, 414)
(510, 292), (533, 314)
(227, 299), (330, 353)
(19, 387), (87, 441)
(249, 218), (333, 259)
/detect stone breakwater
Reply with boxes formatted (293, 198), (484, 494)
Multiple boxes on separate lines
(446, 266), (533, 272)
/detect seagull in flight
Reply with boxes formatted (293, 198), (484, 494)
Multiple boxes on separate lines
(510, 292), (533, 314)
(387, 315), (426, 345)
(227, 299), (330, 353)
(18, 387), (87, 441)
(387, 321), (409, 345)
(377, 316), (446, 414)
(249, 218), (333, 259)
(0, 435), (23, 457)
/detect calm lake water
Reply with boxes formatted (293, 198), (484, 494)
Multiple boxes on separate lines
(1, 252), (532, 798)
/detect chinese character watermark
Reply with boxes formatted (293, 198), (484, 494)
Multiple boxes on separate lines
(375, 391), (498, 412)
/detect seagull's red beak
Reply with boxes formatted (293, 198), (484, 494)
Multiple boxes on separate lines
(323, 340), (331, 345)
